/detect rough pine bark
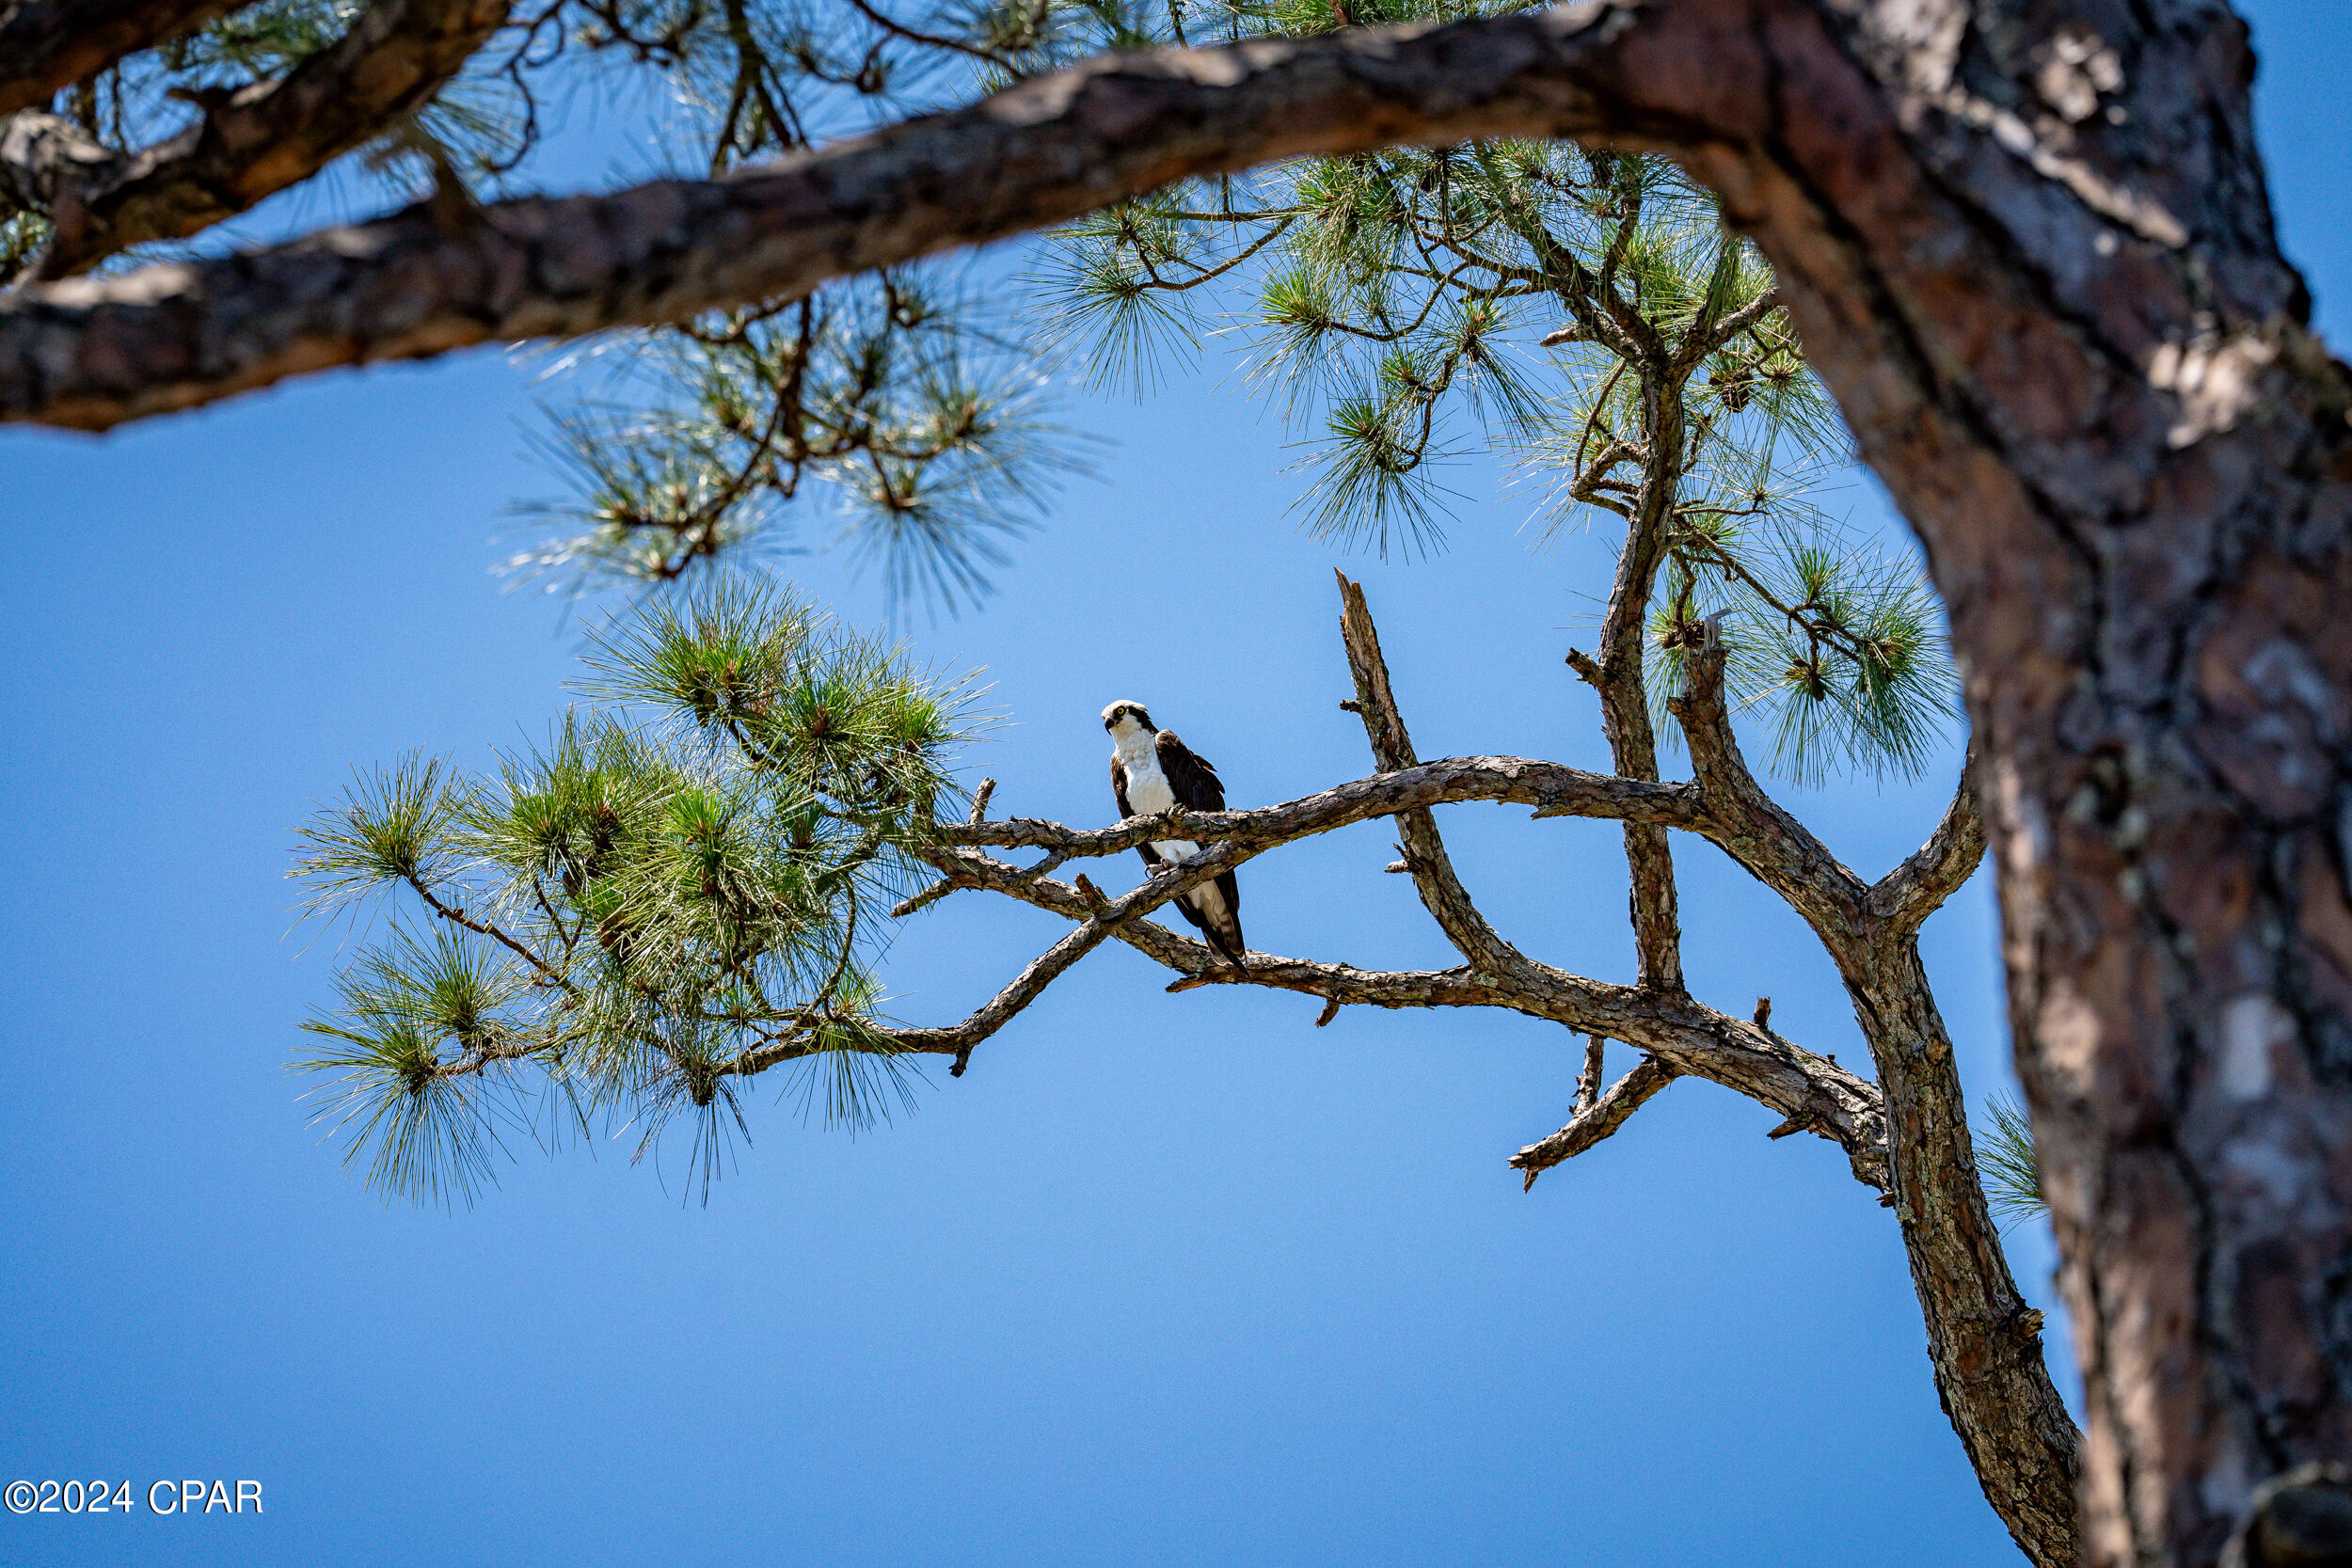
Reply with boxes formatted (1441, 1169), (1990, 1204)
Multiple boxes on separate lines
(1640, 8), (2352, 1565)
(1677, 643), (2083, 1565)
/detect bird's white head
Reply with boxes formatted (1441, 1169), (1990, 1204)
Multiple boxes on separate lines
(1101, 700), (1156, 740)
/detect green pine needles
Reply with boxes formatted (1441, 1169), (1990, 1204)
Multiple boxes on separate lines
(1028, 54), (1957, 783)
(1979, 1095), (2050, 1227)
(514, 275), (1086, 612)
(294, 581), (977, 1204)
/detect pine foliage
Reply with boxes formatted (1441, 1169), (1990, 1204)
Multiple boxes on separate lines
(294, 581), (975, 1203)
(212, 0), (2001, 1199)
(1979, 1095), (2049, 1227)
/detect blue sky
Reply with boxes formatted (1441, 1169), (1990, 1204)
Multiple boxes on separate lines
(2, 6), (2344, 1563)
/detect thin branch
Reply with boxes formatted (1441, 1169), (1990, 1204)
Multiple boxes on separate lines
(1872, 745), (1984, 933)
(1124, 211), (1294, 293)
(1573, 1032), (1605, 1114)
(1512, 1056), (1677, 1188)
(1670, 526), (1882, 670)
(841, 0), (1013, 70)
(403, 872), (576, 991)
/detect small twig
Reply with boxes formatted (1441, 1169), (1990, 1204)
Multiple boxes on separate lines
(1513, 1057), (1680, 1188)
(1574, 1034), (1605, 1116)
(405, 873), (573, 991)
(967, 778), (996, 825)
(891, 877), (964, 918)
(1315, 996), (1342, 1027)
(1753, 995), (1772, 1033)
(1073, 872), (1110, 914)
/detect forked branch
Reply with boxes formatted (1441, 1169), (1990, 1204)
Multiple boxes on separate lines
(1512, 1055), (1677, 1188)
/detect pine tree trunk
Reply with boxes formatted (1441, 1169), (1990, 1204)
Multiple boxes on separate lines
(1672, 4), (2352, 1561)
(1849, 944), (2083, 1567)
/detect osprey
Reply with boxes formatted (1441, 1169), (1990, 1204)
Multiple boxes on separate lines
(1102, 701), (1248, 968)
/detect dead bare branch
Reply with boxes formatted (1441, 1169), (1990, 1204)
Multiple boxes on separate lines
(1574, 1033), (1605, 1115)
(1513, 1056), (1677, 1187)
(918, 823), (1893, 1193)
(1334, 570), (1530, 977)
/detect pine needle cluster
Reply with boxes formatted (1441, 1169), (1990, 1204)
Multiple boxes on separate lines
(293, 580), (977, 1204)
(513, 277), (1082, 614)
(1978, 1095), (2049, 1227)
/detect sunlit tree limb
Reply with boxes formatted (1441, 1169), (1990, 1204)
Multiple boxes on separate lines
(0, 2), (1685, 429)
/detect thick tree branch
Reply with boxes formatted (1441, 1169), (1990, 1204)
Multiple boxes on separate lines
(945, 752), (1703, 862)
(0, 2), (1689, 429)
(14, 0), (514, 277)
(1664, 641), (2075, 1555)
(0, 0), (237, 117)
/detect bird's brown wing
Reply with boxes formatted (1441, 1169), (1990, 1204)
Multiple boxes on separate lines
(1157, 731), (1244, 961)
(1154, 731), (1227, 812)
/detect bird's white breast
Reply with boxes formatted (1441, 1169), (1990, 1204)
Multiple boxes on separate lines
(1113, 732), (1193, 863)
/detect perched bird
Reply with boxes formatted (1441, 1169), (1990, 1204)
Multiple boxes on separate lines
(1102, 700), (1247, 968)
